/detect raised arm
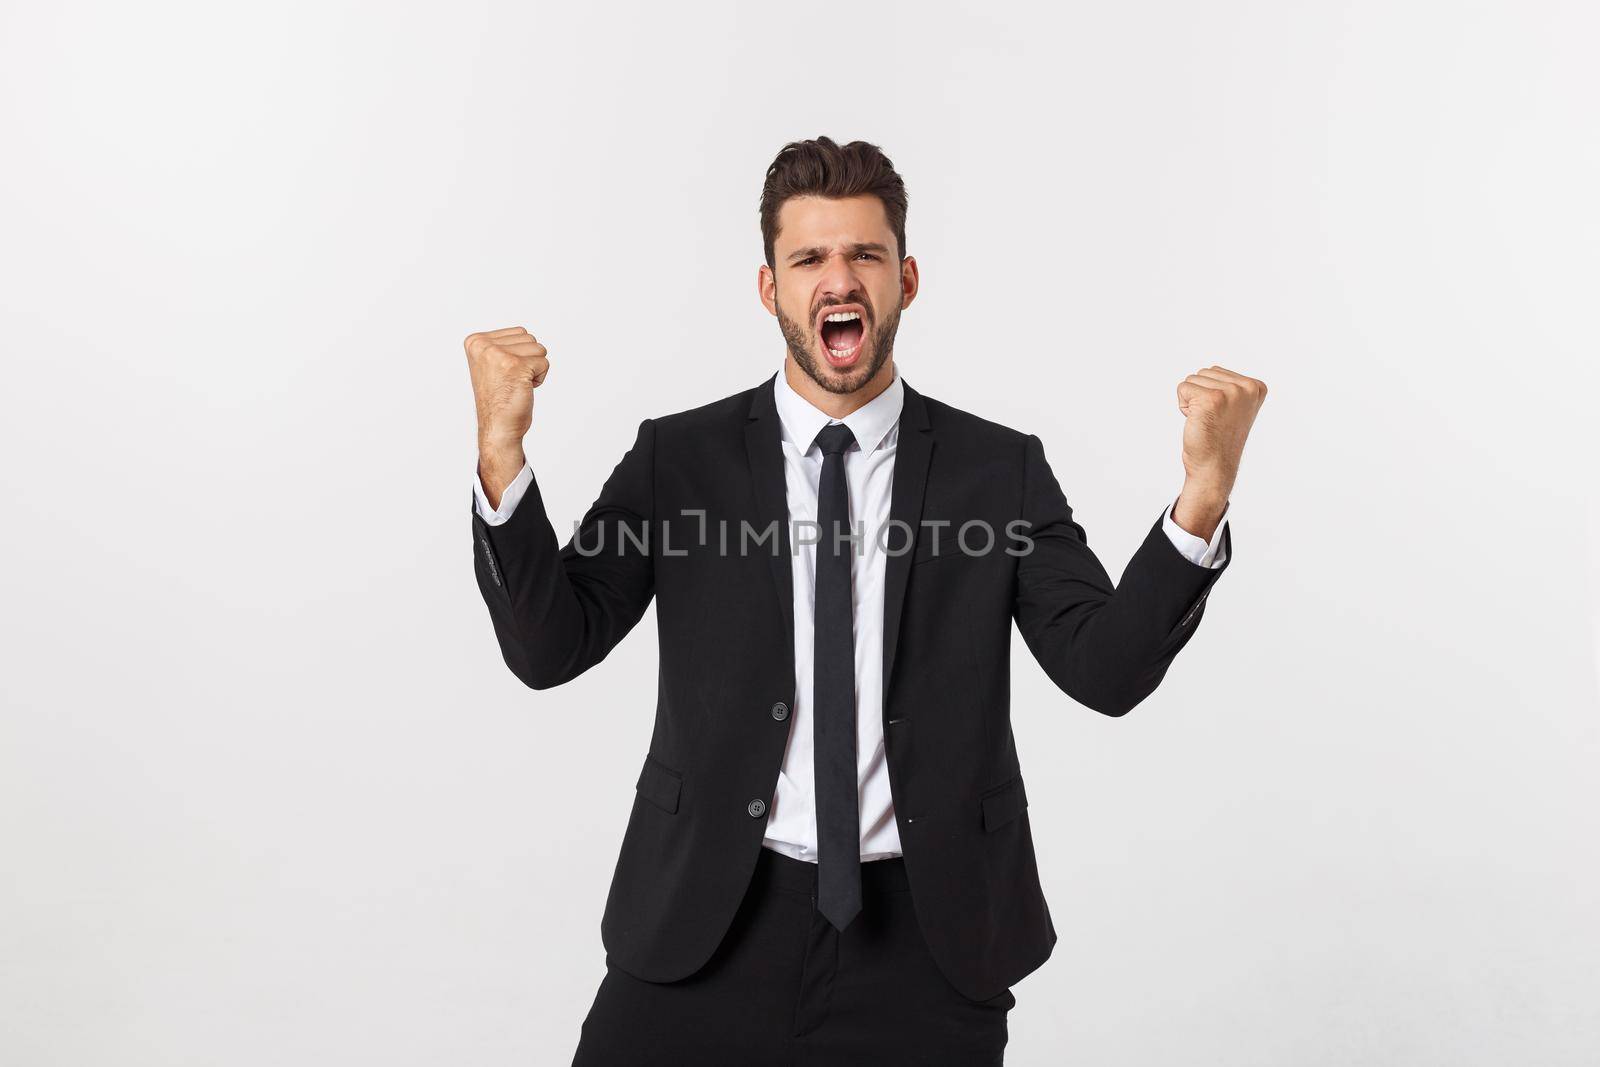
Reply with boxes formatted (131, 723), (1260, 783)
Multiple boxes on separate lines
(465, 327), (655, 689)
(1012, 364), (1265, 715)
(1012, 435), (1228, 716)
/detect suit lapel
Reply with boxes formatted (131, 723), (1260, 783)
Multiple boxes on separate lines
(881, 382), (933, 707)
(744, 375), (796, 659)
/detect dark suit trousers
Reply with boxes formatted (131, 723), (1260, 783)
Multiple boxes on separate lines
(571, 848), (1015, 1066)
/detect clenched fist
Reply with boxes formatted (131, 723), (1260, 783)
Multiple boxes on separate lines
(1171, 364), (1268, 541)
(465, 326), (549, 508)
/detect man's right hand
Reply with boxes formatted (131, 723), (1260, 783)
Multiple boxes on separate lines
(465, 326), (549, 509)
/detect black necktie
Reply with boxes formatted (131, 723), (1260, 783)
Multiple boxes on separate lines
(812, 421), (861, 931)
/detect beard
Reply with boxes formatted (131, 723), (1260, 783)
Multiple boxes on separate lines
(775, 298), (900, 396)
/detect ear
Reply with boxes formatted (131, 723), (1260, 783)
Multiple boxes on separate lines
(758, 263), (778, 316)
(899, 255), (920, 310)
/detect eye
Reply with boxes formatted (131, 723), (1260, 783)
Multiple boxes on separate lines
(798, 256), (819, 266)
(857, 252), (879, 261)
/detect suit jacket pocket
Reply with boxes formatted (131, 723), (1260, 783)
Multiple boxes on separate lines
(636, 753), (683, 814)
(980, 774), (1027, 831)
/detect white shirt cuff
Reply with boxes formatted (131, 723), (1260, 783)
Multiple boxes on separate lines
(474, 462), (534, 526)
(1162, 500), (1229, 569)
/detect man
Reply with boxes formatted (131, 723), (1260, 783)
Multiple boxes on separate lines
(464, 136), (1265, 1065)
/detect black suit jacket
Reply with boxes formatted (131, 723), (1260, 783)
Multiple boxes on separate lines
(470, 374), (1230, 1001)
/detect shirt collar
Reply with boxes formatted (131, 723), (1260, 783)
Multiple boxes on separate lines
(772, 365), (905, 456)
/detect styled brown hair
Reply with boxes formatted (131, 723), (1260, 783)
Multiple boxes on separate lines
(759, 136), (908, 270)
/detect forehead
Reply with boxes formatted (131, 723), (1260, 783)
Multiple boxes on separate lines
(774, 194), (893, 251)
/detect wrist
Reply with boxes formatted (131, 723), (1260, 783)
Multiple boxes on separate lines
(477, 422), (525, 446)
(477, 438), (528, 509)
(1179, 464), (1232, 501)
(1172, 480), (1229, 541)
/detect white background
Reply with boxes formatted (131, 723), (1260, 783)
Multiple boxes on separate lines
(3, 1), (1597, 1063)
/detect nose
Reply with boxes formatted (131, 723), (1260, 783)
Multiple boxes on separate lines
(817, 251), (867, 306)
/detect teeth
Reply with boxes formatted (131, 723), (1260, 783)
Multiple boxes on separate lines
(823, 309), (862, 357)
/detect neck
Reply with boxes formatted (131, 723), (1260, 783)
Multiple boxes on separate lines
(782, 355), (896, 420)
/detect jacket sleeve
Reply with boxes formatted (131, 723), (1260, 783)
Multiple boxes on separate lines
(1012, 433), (1230, 716)
(470, 418), (656, 689)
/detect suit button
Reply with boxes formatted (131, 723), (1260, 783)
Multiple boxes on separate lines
(747, 798), (767, 818)
(771, 701), (790, 721)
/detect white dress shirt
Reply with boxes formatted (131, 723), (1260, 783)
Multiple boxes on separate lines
(763, 368), (907, 862)
(473, 369), (1230, 861)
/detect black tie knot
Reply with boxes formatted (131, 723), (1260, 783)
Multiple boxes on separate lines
(814, 423), (856, 457)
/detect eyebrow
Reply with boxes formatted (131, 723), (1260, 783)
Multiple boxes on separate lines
(785, 242), (892, 264)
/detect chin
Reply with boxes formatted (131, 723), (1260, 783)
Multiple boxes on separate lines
(805, 342), (882, 394)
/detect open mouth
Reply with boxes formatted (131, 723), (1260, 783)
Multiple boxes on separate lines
(816, 305), (867, 367)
